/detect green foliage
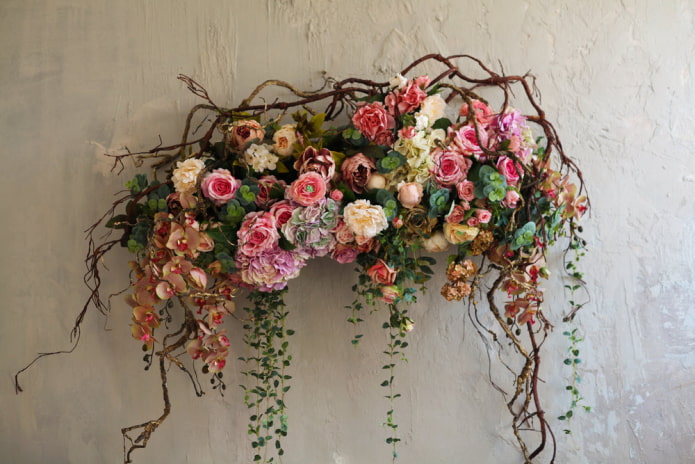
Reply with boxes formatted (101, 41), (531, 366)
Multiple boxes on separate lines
(377, 150), (406, 174)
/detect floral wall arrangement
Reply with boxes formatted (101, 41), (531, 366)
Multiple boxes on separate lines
(17, 54), (588, 463)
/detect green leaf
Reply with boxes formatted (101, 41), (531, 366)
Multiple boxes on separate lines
(431, 117), (452, 130)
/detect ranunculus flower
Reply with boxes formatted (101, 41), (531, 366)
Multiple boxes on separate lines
(272, 124), (298, 157)
(172, 158), (205, 194)
(367, 259), (397, 286)
(351, 102), (395, 146)
(236, 211), (279, 257)
(431, 148), (472, 187)
(443, 223), (479, 244)
(397, 182), (423, 209)
(201, 169), (241, 205)
(293, 146), (335, 180)
(341, 153), (376, 194)
(343, 199), (388, 239)
(456, 180), (476, 201)
(496, 156), (521, 186)
(288, 172), (327, 206)
(423, 230), (449, 252)
(226, 120), (265, 149)
(385, 80), (428, 115)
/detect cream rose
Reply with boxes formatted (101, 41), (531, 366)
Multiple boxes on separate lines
(172, 158), (205, 194)
(342, 199), (388, 239)
(443, 223), (479, 244)
(416, 95), (446, 126)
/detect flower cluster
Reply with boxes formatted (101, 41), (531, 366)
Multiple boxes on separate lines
(115, 73), (586, 378)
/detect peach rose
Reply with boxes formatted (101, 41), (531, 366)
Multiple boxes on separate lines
(226, 120), (265, 149)
(397, 182), (424, 209)
(367, 259), (397, 286)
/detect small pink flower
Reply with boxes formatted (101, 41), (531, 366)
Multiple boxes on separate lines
(467, 216), (480, 227)
(330, 189), (344, 202)
(201, 169), (241, 205)
(288, 172), (327, 206)
(379, 285), (401, 304)
(459, 99), (494, 127)
(385, 79), (428, 115)
(456, 180), (476, 202)
(475, 209), (492, 224)
(445, 204), (467, 224)
(398, 126), (417, 139)
(503, 190), (520, 208)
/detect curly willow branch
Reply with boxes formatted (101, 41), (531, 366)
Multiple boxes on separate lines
(15, 53), (584, 463)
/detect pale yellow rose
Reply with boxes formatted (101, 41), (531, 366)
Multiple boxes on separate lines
(417, 95), (447, 125)
(443, 223), (479, 245)
(343, 199), (388, 239)
(172, 158), (205, 194)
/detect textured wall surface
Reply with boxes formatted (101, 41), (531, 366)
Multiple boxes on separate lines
(1, 1), (694, 463)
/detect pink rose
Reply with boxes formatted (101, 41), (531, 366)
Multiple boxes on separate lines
(503, 190), (520, 208)
(269, 200), (295, 227)
(449, 124), (489, 157)
(332, 219), (355, 244)
(288, 172), (327, 206)
(236, 211), (279, 257)
(475, 209), (492, 224)
(330, 189), (344, 202)
(496, 156), (521, 186)
(330, 243), (360, 264)
(367, 259), (397, 286)
(385, 80), (428, 115)
(445, 204), (467, 224)
(226, 120), (265, 149)
(467, 216), (480, 227)
(351, 102), (395, 146)
(341, 153), (376, 194)
(397, 182), (423, 209)
(456, 180), (476, 201)
(293, 146), (336, 180)
(431, 148), (472, 187)
(201, 169), (241, 206)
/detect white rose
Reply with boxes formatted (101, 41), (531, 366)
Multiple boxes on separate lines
(417, 95), (447, 125)
(172, 157), (206, 194)
(272, 124), (298, 157)
(244, 143), (279, 172)
(343, 199), (388, 239)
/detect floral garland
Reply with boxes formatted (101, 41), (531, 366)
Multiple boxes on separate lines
(16, 54), (588, 463)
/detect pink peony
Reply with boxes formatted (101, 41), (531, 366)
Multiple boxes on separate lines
(431, 148), (473, 187)
(236, 211), (280, 257)
(201, 169), (241, 206)
(475, 209), (492, 224)
(351, 102), (395, 146)
(288, 172), (327, 206)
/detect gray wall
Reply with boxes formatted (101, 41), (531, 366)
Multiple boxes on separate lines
(1, 1), (693, 463)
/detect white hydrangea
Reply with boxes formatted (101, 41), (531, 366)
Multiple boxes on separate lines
(244, 143), (279, 172)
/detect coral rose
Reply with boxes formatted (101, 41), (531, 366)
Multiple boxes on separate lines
(288, 172), (327, 206)
(367, 259), (397, 286)
(351, 102), (395, 146)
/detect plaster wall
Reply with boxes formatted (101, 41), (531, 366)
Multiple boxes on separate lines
(1, 1), (693, 463)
